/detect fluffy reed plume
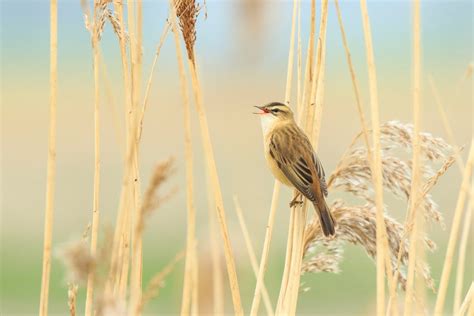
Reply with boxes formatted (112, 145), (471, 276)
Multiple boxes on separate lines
(138, 251), (186, 313)
(59, 241), (96, 284)
(129, 158), (176, 315)
(379, 121), (453, 161)
(303, 200), (436, 291)
(301, 241), (343, 274)
(135, 158), (175, 235)
(329, 121), (456, 226)
(68, 283), (78, 316)
(95, 294), (126, 316)
(302, 122), (457, 295)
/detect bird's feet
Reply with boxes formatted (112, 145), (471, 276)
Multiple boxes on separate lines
(289, 194), (303, 208)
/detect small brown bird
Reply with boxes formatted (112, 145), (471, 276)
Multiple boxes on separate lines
(255, 101), (335, 236)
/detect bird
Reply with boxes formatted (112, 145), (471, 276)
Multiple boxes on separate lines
(254, 101), (335, 237)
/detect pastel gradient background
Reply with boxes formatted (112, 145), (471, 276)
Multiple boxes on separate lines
(1, 0), (472, 315)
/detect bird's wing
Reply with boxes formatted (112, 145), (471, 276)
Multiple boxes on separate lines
(269, 125), (328, 201)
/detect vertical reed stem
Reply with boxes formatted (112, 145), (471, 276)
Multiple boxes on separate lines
(454, 194), (473, 314)
(250, 0), (298, 314)
(169, 5), (199, 314)
(184, 49), (243, 315)
(434, 142), (474, 315)
(404, 1), (423, 314)
(233, 196), (274, 316)
(85, 2), (101, 315)
(359, 1), (392, 314)
(39, 1), (57, 315)
(129, 0), (145, 313)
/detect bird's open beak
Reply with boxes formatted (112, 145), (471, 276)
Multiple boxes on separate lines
(253, 105), (269, 115)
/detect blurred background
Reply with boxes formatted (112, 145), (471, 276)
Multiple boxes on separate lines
(1, 0), (472, 315)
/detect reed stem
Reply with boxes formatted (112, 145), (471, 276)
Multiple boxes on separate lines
(434, 142), (474, 315)
(39, 1), (57, 315)
(250, 0), (298, 314)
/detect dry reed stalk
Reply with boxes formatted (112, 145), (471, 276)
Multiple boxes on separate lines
(130, 159), (175, 315)
(296, 3), (302, 115)
(434, 142), (474, 314)
(334, 0), (371, 153)
(68, 283), (78, 316)
(233, 196), (274, 316)
(310, 4), (328, 147)
(138, 250), (186, 314)
(207, 175), (224, 315)
(458, 282), (474, 316)
(85, 1), (103, 314)
(276, 4), (314, 314)
(99, 51), (124, 152)
(39, 1), (57, 315)
(139, 20), (172, 140)
(250, 0), (298, 314)
(334, 5), (399, 312)
(454, 193), (473, 314)
(104, 0), (132, 297)
(168, 5), (199, 315)
(128, 0), (145, 310)
(360, 1), (392, 313)
(404, 1), (423, 313)
(429, 76), (465, 172)
(305, 0), (327, 139)
(175, 1), (243, 313)
(276, 1), (329, 314)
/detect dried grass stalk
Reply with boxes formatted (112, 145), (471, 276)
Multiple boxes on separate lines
(168, 4), (199, 315)
(85, 1), (103, 314)
(128, 0), (145, 313)
(234, 196), (274, 316)
(404, 2), (424, 311)
(138, 251), (186, 314)
(68, 283), (78, 316)
(39, 1), (58, 315)
(250, 0), (298, 313)
(335, 3), (400, 312)
(276, 1), (329, 314)
(334, 0), (371, 151)
(174, 1), (243, 313)
(429, 77), (465, 171)
(434, 142), (474, 314)
(130, 158), (176, 315)
(453, 191), (473, 314)
(359, 1), (395, 312)
(206, 177), (224, 315)
(135, 159), (175, 235)
(104, 0), (133, 299)
(458, 282), (474, 316)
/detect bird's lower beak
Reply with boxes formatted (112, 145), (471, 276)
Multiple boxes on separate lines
(253, 105), (268, 115)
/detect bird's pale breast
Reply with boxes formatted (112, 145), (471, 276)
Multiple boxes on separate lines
(264, 136), (293, 187)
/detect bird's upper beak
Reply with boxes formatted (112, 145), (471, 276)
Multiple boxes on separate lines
(253, 105), (269, 115)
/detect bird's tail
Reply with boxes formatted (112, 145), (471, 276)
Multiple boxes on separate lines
(313, 199), (336, 237)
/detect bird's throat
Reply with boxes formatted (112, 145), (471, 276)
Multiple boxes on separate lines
(260, 114), (277, 137)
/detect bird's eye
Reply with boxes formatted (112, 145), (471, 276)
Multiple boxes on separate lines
(272, 109), (280, 114)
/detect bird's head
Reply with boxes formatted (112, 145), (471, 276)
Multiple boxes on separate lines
(254, 102), (294, 122)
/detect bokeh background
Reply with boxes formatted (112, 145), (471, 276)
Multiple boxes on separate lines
(1, 0), (472, 315)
